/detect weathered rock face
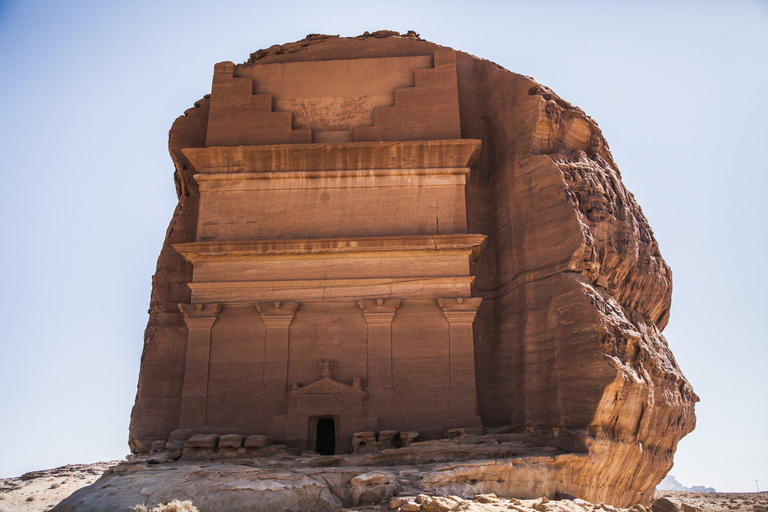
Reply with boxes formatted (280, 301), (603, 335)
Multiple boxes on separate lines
(128, 32), (696, 506)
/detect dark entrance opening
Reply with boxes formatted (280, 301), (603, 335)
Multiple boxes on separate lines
(315, 417), (336, 455)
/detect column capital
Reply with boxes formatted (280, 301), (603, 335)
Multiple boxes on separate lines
(358, 298), (401, 325)
(178, 303), (221, 328)
(437, 297), (482, 323)
(255, 301), (299, 328)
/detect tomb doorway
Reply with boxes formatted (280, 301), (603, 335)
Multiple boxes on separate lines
(315, 417), (336, 455)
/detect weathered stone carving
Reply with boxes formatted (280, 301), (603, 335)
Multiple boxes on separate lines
(128, 32), (697, 506)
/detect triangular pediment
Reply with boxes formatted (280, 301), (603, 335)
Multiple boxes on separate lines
(291, 376), (365, 397)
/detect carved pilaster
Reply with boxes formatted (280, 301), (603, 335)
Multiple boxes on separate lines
(358, 299), (401, 387)
(256, 301), (298, 405)
(178, 303), (221, 429)
(437, 298), (482, 424)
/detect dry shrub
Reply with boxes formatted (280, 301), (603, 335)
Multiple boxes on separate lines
(133, 500), (198, 512)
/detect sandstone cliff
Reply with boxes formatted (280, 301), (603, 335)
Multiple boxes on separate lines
(128, 32), (697, 506)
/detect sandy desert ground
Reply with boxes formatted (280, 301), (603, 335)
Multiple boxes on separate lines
(656, 490), (768, 512)
(0, 462), (116, 512)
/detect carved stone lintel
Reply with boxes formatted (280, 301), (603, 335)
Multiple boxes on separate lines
(255, 301), (299, 328)
(437, 297), (482, 323)
(358, 298), (401, 324)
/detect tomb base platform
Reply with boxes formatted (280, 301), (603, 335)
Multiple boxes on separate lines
(53, 428), (662, 511)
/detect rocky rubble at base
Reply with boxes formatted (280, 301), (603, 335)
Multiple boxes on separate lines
(4, 461), (764, 512)
(656, 491), (768, 512)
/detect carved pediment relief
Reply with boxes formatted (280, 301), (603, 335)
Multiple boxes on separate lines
(290, 360), (367, 399)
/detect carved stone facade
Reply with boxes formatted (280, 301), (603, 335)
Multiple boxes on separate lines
(158, 50), (486, 452)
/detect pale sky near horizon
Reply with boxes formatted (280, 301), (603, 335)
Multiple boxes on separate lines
(0, 0), (766, 493)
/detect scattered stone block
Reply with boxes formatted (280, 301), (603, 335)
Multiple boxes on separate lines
(353, 431), (377, 454)
(182, 434), (219, 461)
(399, 431), (419, 447)
(183, 434), (219, 449)
(350, 472), (397, 506)
(218, 434), (244, 448)
(244, 435), (273, 448)
(446, 427), (482, 439)
(377, 430), (397, 450)
(181, 447), (215, 461)
(218, 447), (246, 459)
(474, 493), (498, 503)
(418, 494), (461, 512)
(390, 497), (413, 509)
(149, 440), (167, 453)
(217, 434), (244, 459)
(652, 498), (683, 512)
(166, 440), (185, 452)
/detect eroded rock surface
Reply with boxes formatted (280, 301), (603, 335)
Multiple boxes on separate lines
(45, 456), (709, 512)
(13, 460), (761, 512)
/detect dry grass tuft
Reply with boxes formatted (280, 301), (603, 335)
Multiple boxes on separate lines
(133, 499), (199, 512)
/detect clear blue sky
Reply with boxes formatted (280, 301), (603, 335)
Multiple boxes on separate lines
(0, 0), (766, 493)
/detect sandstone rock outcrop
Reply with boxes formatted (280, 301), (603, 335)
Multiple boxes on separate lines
(15, 459), (765, 512)
(47, 454), (721, 512)
(127, 31), (697, 506)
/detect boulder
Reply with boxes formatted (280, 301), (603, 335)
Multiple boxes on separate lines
(418, 495), (462, 512)
(652, 497), (683, 512)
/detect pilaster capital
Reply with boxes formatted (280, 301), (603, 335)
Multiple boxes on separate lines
(358, 298), (401, 325)
(178, 303), (221, 329)
(437, 297), (482, 324)
(255, 301), (299, 328)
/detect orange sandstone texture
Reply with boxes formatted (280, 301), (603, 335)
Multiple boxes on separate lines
(128, 32), (697, 506)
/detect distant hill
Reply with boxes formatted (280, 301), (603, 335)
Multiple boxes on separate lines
(658, 475), (716, 493)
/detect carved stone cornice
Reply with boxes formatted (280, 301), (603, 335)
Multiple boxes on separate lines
(182, 139), (482, 175)
(178, 303), (221, 329)
(173, 234), (487, 264)
(255, 301), (299, 328)
(437, 297), (482, 324)
(358, 299), (401, 325)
